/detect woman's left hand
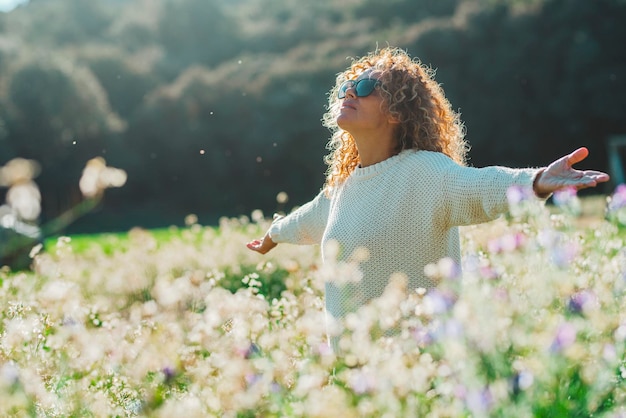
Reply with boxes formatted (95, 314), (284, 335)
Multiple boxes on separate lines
(533, 147), (610, 197)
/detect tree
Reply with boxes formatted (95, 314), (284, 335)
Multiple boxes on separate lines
(410, 0), (626, 174)
(77, 46), (161, 119)
(12, 0), (118, 46)
(156, 0), (242, 78)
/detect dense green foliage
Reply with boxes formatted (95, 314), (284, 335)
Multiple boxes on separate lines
(0, 0), (625, 232)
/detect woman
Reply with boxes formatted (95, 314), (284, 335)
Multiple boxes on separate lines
(247, 47), (609, 320)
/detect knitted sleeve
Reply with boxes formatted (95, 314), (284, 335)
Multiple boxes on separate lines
(435, 155), (540, 227)
(268, 190), (330, 245)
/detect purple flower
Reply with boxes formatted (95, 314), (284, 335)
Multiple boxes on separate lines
(410, 325), (434, 346)
(608, 184), (626, 212)
(466, 387), (493, 415)
(568, 290), (597, 315)
(244, 342), (262, 359)
(161, 366), (176, 383)
(603, 344), (617, 362)
(444, 319), (464, 339)
(424, 318), (464, 343)
(0, 362), (20, 386)
(488, 233), (526, 254)
(479, 265), (499, 280)
(507, 185), (534, 206)
(348, 370), (376, 394)
(424, 289), (457, 315)
(550, 242), (580, 268)
(315, 342), (333, 356)
(538, 229), (559, 248)
(551, 322), (577, 352)
(493, 287), (509, 302)
(511, 371), (534, 394)
(553, 187), (578, 208)
(608, 185), (626, 227)
(454, 384), (467, 400)
(465, 251), (499, 280)
(245, 373), (262, 387)
(440, 257), (461, 280)
(62, 316), (79, 327)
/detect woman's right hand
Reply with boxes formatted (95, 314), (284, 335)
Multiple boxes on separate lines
(246, 232), (277, 254)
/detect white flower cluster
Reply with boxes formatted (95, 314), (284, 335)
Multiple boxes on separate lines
(0, 201), (625, 416)
(79, 157), (127, 198)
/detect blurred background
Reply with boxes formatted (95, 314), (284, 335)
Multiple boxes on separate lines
(0, 0), (625, 234)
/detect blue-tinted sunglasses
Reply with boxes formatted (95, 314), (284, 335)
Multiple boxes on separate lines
(338, 78), (381, 99)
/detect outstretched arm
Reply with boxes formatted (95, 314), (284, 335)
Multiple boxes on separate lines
(533, 147), (610, 197)
(246, 190), (331, 255)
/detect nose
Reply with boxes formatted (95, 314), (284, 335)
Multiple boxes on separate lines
(344, 85), (357, 99)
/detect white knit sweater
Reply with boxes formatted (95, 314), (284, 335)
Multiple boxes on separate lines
(269, 150), (539, 319)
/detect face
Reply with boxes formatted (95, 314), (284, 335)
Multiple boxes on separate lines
(336, 69), (394, 135)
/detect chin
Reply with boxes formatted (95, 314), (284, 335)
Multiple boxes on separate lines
(336, 115), (352, 130)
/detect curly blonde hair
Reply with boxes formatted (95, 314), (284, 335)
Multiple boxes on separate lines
(322, 47), (468, 191)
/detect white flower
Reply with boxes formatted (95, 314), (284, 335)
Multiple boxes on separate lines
(0, 158), (40, 187)
(6, 181), (41, 220)
(276, 191), (289, 204)
(79, 157), (127, 198)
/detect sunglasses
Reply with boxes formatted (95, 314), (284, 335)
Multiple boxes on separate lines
(337, 78), (381, 99)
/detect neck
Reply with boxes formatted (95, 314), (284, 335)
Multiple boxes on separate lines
(352, 128), (397, 167)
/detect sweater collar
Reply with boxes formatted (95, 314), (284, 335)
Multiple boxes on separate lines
(351, 149), (414, 180)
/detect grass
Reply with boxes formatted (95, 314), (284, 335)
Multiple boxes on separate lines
(44, 226), (196, 255)
(45, 195), (611, 253)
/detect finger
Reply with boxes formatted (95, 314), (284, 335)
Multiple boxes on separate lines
(576, 180), (597, 190)
(582, 171), (610, 182)
(571, 174), (610, 190)
(248, 245), (266, 254)
(566, 147), (589, 167)
(246, 240), (261, 249)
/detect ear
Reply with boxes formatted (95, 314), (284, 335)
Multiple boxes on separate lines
(387, 113), (400, 125)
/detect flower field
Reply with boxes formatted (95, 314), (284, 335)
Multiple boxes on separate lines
(1, 192), (626, 417)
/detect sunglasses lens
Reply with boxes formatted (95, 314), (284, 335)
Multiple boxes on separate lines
(338, 79), (380, 99)
(355, 79), (378, 97)
(338, 81), (352, 99)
